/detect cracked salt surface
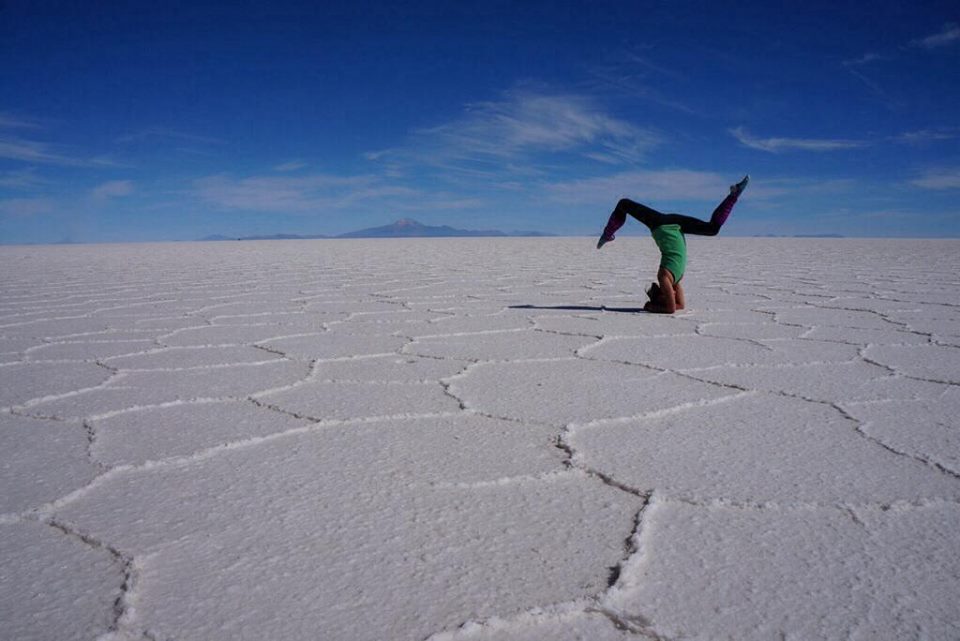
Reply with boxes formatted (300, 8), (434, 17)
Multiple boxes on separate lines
(1, 520), (123, 640)
(2, 237), (960, 640)
(0, 413), (99, 513)
(603, 499), (960, 641)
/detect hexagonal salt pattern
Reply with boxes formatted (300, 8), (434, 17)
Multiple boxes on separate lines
(0, 413), (99, 513)
(0, 520), (124, 641)
(54, 428), (641, 641)
(602, 499), (960, 640)
(2, 237), (959, 640)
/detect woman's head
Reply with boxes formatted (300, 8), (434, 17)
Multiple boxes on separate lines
(646, 282), (660, 301)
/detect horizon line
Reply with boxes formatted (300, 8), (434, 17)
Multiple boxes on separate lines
(6, 234), (960, 247)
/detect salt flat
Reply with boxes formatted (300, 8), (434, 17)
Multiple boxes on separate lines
(1, 237), (959, 641)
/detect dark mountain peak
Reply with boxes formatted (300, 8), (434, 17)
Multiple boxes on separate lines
(337, 219), (507, 238)
(199, 219), (554, 241)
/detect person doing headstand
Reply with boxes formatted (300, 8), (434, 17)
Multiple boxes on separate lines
(597, 175), (749, 314)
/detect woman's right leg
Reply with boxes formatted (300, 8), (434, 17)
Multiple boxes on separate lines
(707, 190), (739, 229)
(696, 175), (749, 233)
(660, 183), (747, 236)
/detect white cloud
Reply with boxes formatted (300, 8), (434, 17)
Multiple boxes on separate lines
(911, 168), (960, 190)
(362, 150), (390, 162)
(273, 161), (308, 172)
(911, 23), (960, 49)
(91, 180), (134, 199)
(895, 128), (960, 145)
(730, 127), (867, 153)
(370, 90), (660, 175)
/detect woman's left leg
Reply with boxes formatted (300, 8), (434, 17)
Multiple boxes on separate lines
(599, 198), (668, 243)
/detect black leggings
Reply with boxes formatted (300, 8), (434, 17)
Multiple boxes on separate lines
(604, 198), (721, 237)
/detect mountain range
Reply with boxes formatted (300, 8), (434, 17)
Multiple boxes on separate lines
(200, 219), (555, 241)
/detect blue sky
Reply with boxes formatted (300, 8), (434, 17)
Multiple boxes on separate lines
(1, 0), (958, 244)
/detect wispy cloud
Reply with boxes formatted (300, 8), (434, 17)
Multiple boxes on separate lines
(273, 161), (308, 172)
(585, 52), (697, 115)
(746, 177), (858, 198)
(116, 127), (224, 146)
(0, 114), (122, 169)
(0, 136), (116, 167)
(842, 53), (887, 67)
(0, 168), (48, 190)
(0, 197), (57, 218)
(0, 113), (44, 130)
(895, 128), (960, 145)
(845, 72), (895, 105)
(433, 91), (652, 158)
(910, 23), (960, 50)
(192, 172), (481, 214)
(730, 127), (867, 153)
(842, 22), (958, 105)
(194, 174), (379, 212)
(840, 52), (897, 101)
(91, 180), (134, 199)
(911, 167), (960, 190)
(369, 90), (660, 177)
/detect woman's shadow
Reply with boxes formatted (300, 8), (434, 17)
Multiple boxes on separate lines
(509, 304), (647, 313)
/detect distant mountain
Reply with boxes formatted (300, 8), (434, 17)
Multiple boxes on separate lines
(238, 233), (330, 240)
(751, 233), (845, 239)
(199, 219), (554, 241)
(337, 218), (510, 238)
(200, 233), (330, 241)
(793, 233), (844, 238)
(508, 230), (555, 237)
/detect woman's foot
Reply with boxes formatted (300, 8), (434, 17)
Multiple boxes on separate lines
(597, 233), (614, 249)
(730, 174), (750, 197)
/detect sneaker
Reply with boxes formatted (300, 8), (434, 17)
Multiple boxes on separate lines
(597, 233), (614, 249)
(730, 174), (749, 197)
